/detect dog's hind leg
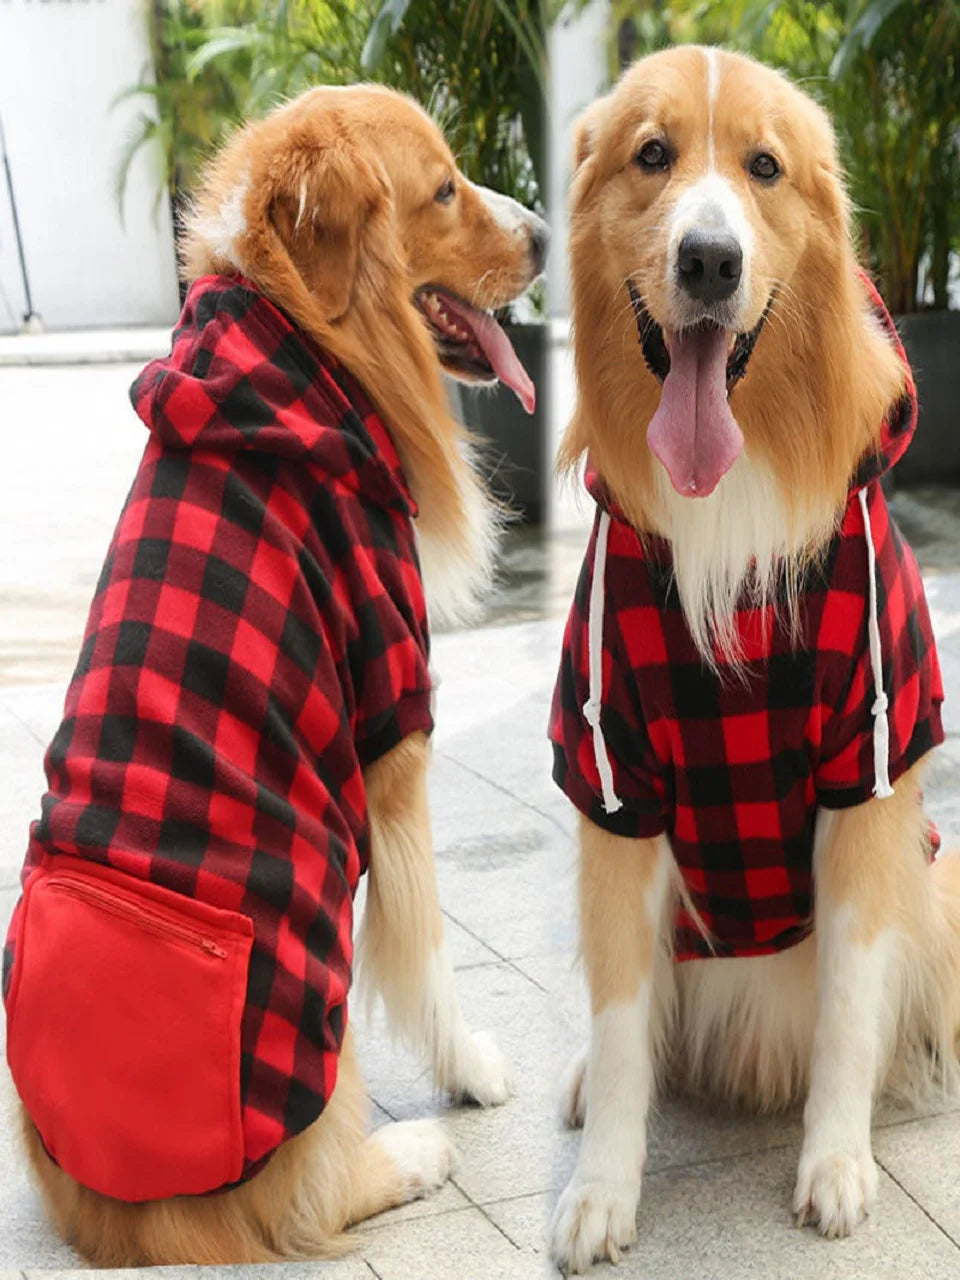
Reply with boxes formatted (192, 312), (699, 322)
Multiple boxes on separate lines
(550, 821), (674, 1274)
(794, 767), (925, 1238)
(358, 731), (511, 1105)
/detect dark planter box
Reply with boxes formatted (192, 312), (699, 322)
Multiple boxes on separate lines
(451, 323), (548, 524)
(893, 310), (960, 485)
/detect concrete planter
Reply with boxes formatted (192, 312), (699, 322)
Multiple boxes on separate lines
(893, 310), (960, 485)
(452, 323), (548, 524)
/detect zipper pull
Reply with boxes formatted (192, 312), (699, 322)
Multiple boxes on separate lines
(200, 938), (228, 959)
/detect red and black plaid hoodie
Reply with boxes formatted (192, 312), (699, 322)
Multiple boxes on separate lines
(3, 275), (433, 1201)
(551, 284), (944, 961)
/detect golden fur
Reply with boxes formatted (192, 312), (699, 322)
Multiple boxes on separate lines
(182, 83), (540, 625)
(562, 46), (905, 534)
(552, 47), (959, 1272)
(21, 84), (542, 1265)
(562, 46), (907, 662)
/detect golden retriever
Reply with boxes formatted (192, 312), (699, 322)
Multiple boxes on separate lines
(4, 84), (547, 1265)
(548, 45), (955, 1272)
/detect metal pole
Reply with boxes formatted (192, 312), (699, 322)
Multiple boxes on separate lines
(0, 110), (41, 330)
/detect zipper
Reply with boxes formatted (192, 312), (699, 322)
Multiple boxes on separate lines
(46, 873), (228, 959)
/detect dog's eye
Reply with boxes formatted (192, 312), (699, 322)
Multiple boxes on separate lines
(750, 153), (781, 182)
(635, 140), (670, 172)
(435, 178), (456, 204)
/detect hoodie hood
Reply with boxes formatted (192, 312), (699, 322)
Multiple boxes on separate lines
(848, 273), (918, 494)
(131, 274), (414, 516)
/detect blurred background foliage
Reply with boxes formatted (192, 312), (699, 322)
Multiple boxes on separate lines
(117, 0), (560, 233)
(612, 0), (960, 313)
(118, 0), (958, 315)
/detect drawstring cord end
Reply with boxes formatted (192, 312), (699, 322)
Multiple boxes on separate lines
(858, 487), (894, 801)
(584, 511), (622, 815)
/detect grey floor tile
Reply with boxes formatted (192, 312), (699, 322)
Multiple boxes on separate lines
(639, 1145), (960, 1279)
(0, 682), (64, 749)
(0, 884), (19, 931)
(361, 1205), (540, 1280)
(442, 913), (502, 969)
(931, 623), (959, 741)
(511, 950), (587, 1035)
(352, 878), (499, 972)
(430, 619), (563, 745)
(482, 1190), (549, 1254)
(926, 747), (960, 849)
(363, 1168), (471, 1229)
(546, 1076), (809, 1199)
(428, 770), (577, 960)
(0, 1130), (78, 1270)
(358, 962), (566, 1205)
(520, 947), (960, 1195)
(875, 1110), (960, 1242)
(430, 618), (574, 827)
(531, 1140), (960, 1279)
(441, 703), (574, 832)
(0, 710), (47, 886)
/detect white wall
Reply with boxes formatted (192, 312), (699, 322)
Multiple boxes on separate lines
(547, 0), (610, 315)
(0, 0), (180, 332)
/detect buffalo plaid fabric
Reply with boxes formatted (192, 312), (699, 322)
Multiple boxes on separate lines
(551, 284), (944, 960)
(4, 274), (433, 1184)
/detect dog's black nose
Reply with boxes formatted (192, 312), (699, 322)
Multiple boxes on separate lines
(529, 219), (551, 274)
(676, 231), (742, 303)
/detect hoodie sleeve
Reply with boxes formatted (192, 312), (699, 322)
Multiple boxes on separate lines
(815, 485), (944, 807)
(317, 478), (434, 769)
(550, 515), (668, 839)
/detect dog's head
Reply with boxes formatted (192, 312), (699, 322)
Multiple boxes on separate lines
(566, 46), (905, 518)
(181, 84), (548, 412)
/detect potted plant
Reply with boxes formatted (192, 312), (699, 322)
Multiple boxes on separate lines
(112, 0), (250, 301)
(827, 0), (960, 485)
(115, 1), (375, 299)
(362, 0), (552, 521)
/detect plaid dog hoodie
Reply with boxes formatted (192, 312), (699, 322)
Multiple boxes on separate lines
(551, 283), (944, 960)
(3, 275), (434, 1201)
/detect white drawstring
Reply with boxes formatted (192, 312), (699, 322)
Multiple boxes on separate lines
(858, 487), (894, 799)
(583, 509), (622, 814)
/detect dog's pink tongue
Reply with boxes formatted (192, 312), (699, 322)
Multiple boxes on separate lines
(647, 326), (743, 497)
(438, 294), (536, 414)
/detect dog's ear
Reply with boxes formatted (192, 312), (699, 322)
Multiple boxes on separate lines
(572, 110), (596, 172)
(569, 99), (608, 210)
(264, 143), (392, 322)
(788, 93), (848, 226)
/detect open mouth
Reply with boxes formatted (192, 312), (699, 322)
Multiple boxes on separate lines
(627, 282), (772, 499)
(626, 281), (769, 394)
(415, 286), (535, 414)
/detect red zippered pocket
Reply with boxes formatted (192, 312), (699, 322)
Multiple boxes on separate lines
(6, 855), (253, 1201)
(43, 874), (231, 958)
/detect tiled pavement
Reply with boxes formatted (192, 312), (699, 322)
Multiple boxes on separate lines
(0, 360), (958, 1278)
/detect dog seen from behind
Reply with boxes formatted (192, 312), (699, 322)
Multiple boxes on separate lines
(3, 84), (547, 1266)
(549, 45), (953, 1273)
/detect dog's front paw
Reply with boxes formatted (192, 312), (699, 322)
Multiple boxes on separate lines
(794, 1145), (878, 1238)
(549, 1175), (639, 1273)
(560, 1045), (588, 1129)
(374, 1118), (459, 1199)
(451, 1029), (513, 1107)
